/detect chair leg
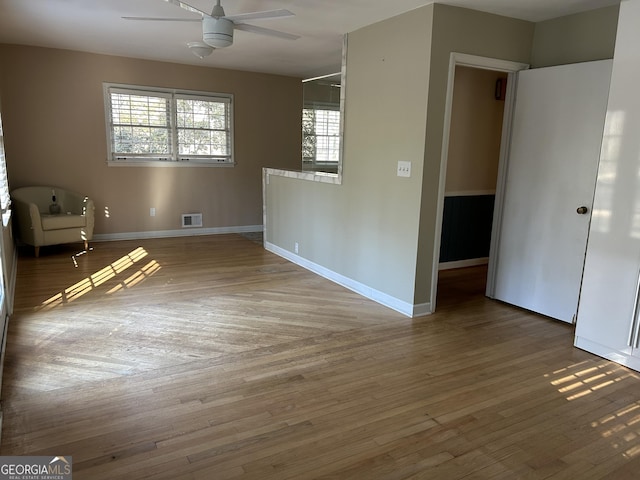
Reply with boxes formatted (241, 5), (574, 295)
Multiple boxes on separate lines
(84, 240), (89, 252)
(35, 246), (40, 258)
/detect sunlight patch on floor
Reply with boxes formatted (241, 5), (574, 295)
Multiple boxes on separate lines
(546, 361), (632, 401)
(107, 260), (161, 293)
(38, 247), (160, 310)
(547, 360), (640, 460)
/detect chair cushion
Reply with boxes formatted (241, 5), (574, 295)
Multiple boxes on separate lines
(41, 214), (86, 231)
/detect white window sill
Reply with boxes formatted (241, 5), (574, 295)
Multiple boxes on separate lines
(107, 161), (236, 168)
(263, 167), (342, 185)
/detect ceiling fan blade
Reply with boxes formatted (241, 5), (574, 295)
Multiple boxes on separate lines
(163, 0), (208, 17)
(122, 16), (201, 21)
(234, 23), (300, 41)
(225, 9), (294, 23)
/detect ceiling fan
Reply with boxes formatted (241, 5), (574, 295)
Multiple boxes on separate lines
(123, 0), (300, 52)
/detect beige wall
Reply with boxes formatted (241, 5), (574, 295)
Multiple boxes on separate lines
(264, 3), (618, 315)
(0, 45), (302, 236)
(446, 66), (506, 194)
(265, 4), (533, 312)
(415, 4), (534, 306)
(266, 5), (434, 307)
(531, 5), (619, 68)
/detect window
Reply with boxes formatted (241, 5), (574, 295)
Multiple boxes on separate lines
(302, 106), (340, 165)
(104, 84), (233, 166)
(0, 105), (10, 314)
(0, 110), (10, 226)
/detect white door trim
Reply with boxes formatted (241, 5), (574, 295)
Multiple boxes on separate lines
(430, 52), (529, 313)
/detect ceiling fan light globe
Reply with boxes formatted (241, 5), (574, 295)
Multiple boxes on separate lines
(203, 17), (233, 48)
(187, 41), (214, 58)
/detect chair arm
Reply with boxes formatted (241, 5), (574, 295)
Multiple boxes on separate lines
(13, 198), (44, 247)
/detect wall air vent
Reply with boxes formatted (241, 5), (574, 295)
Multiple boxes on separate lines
(181, 213), (203, 228)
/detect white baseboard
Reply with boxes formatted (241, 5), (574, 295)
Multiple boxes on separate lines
(265, 242), (431, 318)
(439, 257), (489, 271)
(574, 336), (640, 373)
(93, 225), (263, 242)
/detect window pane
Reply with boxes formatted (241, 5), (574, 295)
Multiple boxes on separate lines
(177, 99), (227, 129)
(178, 129), (228, 156)
(302, 108), (340, 163)
(110, 92), (170, 155)
(111, 93), (168, 127)
(114, 126), (169, 154)
(0, 111), (8, 210)
(177, 98), (229, 157)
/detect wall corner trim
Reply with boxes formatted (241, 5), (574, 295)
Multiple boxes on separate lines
(265, 241), (429, 318)
(412, 302), (432, 317)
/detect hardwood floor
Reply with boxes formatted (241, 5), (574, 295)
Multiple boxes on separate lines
(1, 235), (639, 479)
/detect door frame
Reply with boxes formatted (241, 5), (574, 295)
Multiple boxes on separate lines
(431, 53), (529, 312)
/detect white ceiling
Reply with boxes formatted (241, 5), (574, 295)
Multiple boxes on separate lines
(0, 0), (620, 79)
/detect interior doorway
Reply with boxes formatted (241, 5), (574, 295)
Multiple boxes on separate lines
(438, 65), (507, 268)
(436, 65), (506, 305)
(431, 53), (529, 311)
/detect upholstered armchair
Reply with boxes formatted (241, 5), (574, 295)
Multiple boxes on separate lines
(11, 186), (95, 257)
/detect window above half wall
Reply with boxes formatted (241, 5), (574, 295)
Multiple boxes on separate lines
(302, 73), (342, 175)
(300, 35), (347, 178)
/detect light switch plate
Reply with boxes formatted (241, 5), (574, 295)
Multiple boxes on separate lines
(397, 161), (411, 177)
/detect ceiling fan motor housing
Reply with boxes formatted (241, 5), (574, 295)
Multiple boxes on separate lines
(203, 17), (234, 48)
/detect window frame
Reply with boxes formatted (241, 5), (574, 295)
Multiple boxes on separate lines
(0, 109), (11, 227)
(103, 83), (234, 167)
(302, 102), (341, 167)
(0, 103), (10, 317)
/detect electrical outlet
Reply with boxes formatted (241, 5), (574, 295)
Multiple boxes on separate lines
(294, 242), (299, 254)
(397, 161), (411, 177)
(150, 207), (156, 217)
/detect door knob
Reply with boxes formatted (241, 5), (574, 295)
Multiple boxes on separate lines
(576, 206), (588, 215)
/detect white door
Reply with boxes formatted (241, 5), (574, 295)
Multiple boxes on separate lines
(574, 1), (640, 374)
(490, 60), (612, 323)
